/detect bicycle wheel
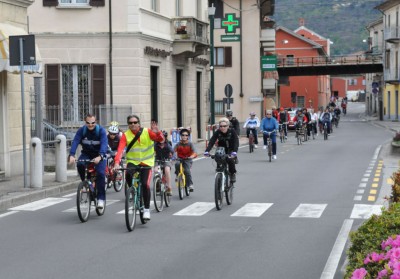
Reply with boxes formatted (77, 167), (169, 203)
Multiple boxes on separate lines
(178, 176), (184, 200)
(77, 181), (91, 222)
(249, 136), (254, 153)
(153, 176), (164, 212)
(324, 126), (328, 140)
(268, 142), (272, 162)
(214, 173), (223, 210)
(225, 179), (233, 205)
(139, 195), (147, 224)
(164, 187), (171, 207)
(113, 169), (124, 192)
(125, 187), (136, 231)
(185, 179), (190, 197)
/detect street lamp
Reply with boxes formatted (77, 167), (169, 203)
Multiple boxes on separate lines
(208, 4), (216, 125)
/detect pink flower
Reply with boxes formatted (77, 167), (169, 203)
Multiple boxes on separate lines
(377, 269), (388, 279)
(351, 268), (368, 279)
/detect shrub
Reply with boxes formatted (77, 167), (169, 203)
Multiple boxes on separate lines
(393, 132), (400, 142)
(345, 203), (400, 278)
(389, 170), (400, 203)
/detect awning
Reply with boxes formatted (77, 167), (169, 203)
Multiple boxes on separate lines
(0, 23), (42, 74)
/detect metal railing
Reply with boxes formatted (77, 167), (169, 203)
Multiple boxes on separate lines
(277, 54), (383, 68)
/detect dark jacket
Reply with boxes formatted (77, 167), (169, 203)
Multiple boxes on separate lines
(205, 128), (239, 154)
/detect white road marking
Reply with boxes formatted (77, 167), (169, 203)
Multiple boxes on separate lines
(9, 198), (70, 211)
(356, 189), (365, 194)
(62, 192), (76, 198)
(173, 202), (215, 216)
(320, 219), (354, 279)
(361, 178), (369, 182)
(359, 183), (367, 188)
(0, 211), (18, 218)
(63, 199), (120, 213)
(290, 204), (327, 218)
(363, 173), (370, 177)
(231, 203), (273, 217)
(353, 196), (362, 201)
(350, 204), (383, 219)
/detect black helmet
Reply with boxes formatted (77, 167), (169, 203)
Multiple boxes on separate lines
(225, 110), (233, 117)
(179, 128), (190, 135)
(214, 147), (226, 163)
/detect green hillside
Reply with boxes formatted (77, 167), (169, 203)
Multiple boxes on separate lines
(273, 0), (383, 55)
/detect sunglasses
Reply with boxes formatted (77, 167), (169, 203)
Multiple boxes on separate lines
(128, 121), (139, 125)
(219, 125), (228, 128)
(86, 121), (96, 125)
(181, 134), (189, 137)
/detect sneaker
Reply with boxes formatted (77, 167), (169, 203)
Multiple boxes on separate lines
(189, 185), (194, 192)
(97, 199), (105, 209)
(143, 209), (151, 220)
(229, 173), (236, 183)
(254, 145), (258, 149)
(263, 145), (267, 150)
(166, 186), (172, 196)
(272, 155), (277, 160)
(285, 136), (287, 140)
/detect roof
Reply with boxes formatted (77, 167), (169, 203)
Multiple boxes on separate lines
(375, 0), (399, 11)
(293, 26), (327, 40)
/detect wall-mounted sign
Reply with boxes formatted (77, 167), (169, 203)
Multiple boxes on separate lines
(221, 35), (240, 42)
(261, 55), (277, 72)
(144, 46), (172, 58)
(221, 13), (240, 34)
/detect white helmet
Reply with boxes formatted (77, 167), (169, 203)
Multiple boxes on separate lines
(108, 125), (119, 134)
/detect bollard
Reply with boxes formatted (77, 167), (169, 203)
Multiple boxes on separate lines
(30, 137), (43, 188)
(55, 135), (67, 182)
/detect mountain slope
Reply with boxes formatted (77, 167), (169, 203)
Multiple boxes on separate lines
(273, 0), (383, 55)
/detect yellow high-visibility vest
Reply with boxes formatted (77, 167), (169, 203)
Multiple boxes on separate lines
(125, 128), (155, 166)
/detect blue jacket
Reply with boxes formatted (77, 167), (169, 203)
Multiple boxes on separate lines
(261, 117), (279, 132)
(70, 124), (108, 158)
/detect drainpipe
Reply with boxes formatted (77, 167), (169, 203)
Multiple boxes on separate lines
(377, 9), (386, 121)
(239, 0), (243, 98)
(109, 0), (113, 105)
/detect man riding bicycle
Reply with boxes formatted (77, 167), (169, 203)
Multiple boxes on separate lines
(204, 118), (239, 182)
(243, 112), (260, 148)
(68, 113), (108, 209)
(226, 110), (240, 136)
(261, 110), (279, 160)
(277, 107), (290, 139)
(319, 107), (332, 135)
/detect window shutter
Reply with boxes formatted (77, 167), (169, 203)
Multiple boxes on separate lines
(45, 64), (60, 106)
(90, 0), (105, 7)
(92, 64), (106, 109)
(225, 47), (232, 67)
(43, 0), (58, 6)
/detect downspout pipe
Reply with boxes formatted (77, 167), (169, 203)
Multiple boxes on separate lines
(109, 0), (113, 105)
(239, 0), (243, 98)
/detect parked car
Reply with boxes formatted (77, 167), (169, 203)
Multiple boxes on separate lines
(42, 120), (76, 143)
(288, 111), (297, 130)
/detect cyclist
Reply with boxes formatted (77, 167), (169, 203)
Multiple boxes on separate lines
(271, 106), (279, 119)
(114, 115), (164, 221)
(173, 128), (198, 192)
(302, 108), (312, 137)
(154, 130), (174, 195)
(261, 110), (279, 160)
(226, 110), (240, 136)
(333, 106), (341, 126)
(341, 99), (347, 115)
(243, 112), (260, 148)
(310, 109), (319, 136)
(319, 107), (332, 135)
(277, 107), (290, 139)
(293, 109), (309, 137)
(204, 117), (239, 182)
(68, 113), (108, 209)
(107, 125), (120, 153)
(109, 120), (123, 136)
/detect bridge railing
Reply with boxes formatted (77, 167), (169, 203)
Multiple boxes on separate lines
(277, 54), (382, 68)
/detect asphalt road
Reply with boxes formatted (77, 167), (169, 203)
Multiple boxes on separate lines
(0, 103), (393, 279)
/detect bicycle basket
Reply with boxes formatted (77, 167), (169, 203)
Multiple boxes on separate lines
(214, 147), (226, 164)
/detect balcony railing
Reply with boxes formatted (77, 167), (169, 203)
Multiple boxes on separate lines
(172, 17), (208, 44)
(277, 54), (382, 68)
(385, 26), (400, 43)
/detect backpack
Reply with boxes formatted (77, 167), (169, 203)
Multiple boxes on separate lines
(83, 124), (100, 138)
(279, 111), (287, 122)
(323, 113), (330, 121)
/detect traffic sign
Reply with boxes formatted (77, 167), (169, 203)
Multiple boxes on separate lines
(261, 55), (277, 72)
(221, 35), (240, 42)
(372, 88), (378, 94)
(224, 84), (233, 97)
(372, 82), (379, 88)
(223, 98), (234, 104)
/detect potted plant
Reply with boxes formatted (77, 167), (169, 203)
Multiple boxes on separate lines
(392, 132), (400, 148)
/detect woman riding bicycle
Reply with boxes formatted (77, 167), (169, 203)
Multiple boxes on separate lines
(243, 112), (260, 149)
(204, 118), (239, 182)
(261, 110), (279, 160)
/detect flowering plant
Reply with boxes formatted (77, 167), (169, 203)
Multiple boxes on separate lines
(393, 132), (400, 142)
(351, 235), (400, 279)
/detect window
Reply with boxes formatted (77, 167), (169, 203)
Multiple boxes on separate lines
(59, 0), (89, 5)
(286, 55), (294, 66)
(348, 79), (357, 86)
(151, 0), (159, 12)
(297, 96), (305, 108)
(214, 47), (232, 67)
(43, 0), (104, 7)
(215, 100), (224, 115)
(45, 64), (105, 124)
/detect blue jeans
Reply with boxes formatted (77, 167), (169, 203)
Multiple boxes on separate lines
(77, 153), (106, 201)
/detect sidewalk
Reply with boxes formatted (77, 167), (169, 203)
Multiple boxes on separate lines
(0, 137), (248, 213)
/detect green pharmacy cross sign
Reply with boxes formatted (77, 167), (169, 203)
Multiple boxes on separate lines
(222, 13), (240, 34)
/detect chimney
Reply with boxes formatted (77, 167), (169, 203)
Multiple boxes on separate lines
(299, 18), (305, 26)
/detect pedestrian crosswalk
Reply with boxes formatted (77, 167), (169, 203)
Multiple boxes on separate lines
(2, 196), (384, 220)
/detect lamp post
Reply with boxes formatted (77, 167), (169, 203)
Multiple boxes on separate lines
(208, 4), (216, 125)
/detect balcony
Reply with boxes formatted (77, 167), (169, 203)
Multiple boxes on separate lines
(171, 17), (209, 58)
(385, 26), (400, 44)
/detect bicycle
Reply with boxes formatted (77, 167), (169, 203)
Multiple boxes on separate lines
(153, 159), (171, 212)
(310, 122), (316, 140)
(279, 122), (288, 143)
(175, 158), (191, 200)
(323, 122), (329, 140)
(295, 123), (303, 145)
(210, 147), (234, 210)
(262, 130), (276, 162)
(76, 159), (106, 223)
(248, 129), (255, 153)
(105, 152), (124, 192)
(120, 166), (150, 232)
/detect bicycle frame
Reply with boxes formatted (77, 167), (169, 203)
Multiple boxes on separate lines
(176, 158), (190, 199)
(248, 129), (254, 153)
(210, 148), (234, 209)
